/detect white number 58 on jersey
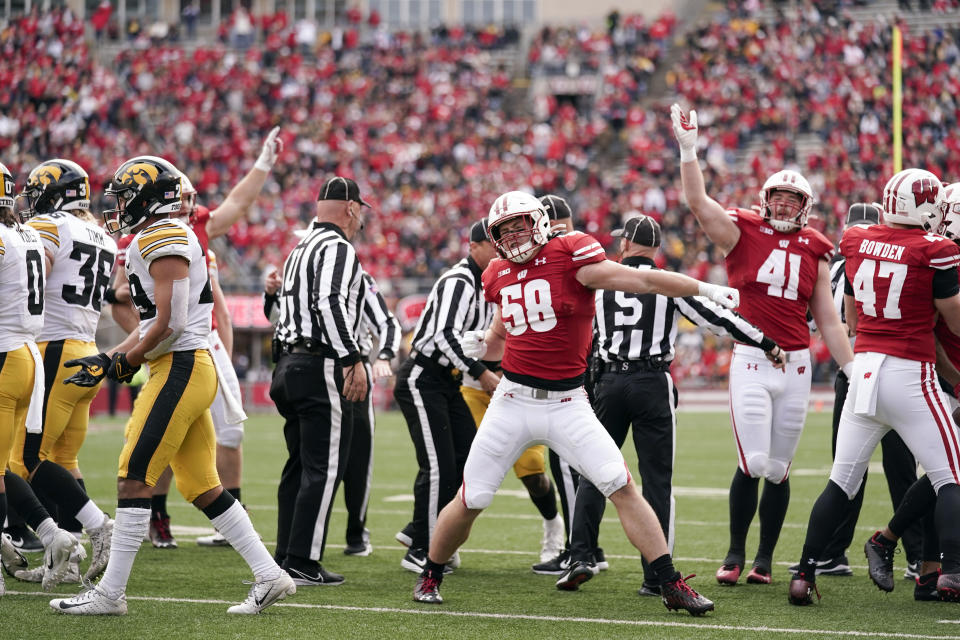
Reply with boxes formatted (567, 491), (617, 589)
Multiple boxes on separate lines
(500, 279), (558, 334)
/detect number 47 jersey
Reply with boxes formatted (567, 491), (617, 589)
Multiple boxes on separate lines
(27, 213), (118, 343)
(725, 209), (834, 351)
(841, 224), (960, 362)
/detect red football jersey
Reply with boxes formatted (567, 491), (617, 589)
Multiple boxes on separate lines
(190, 205), (211, 255)
(482, 232), (606, 381)
(841, 225), (960, 362)
(725, 209), (834, 351)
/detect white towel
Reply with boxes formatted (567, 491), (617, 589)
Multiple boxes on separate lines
(24, 341), (45, 434)
(853, 352), (886, 417)
(209, 348), (247, 425)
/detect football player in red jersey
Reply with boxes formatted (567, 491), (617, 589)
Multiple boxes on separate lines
(788, 168), (960, 605)
(412, 191), (741, 615)
(672, 104), (855, 585)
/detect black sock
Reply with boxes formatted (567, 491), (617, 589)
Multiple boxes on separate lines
(798, 481), (852, 578)
(529, 481), (558, 521)
(921, 510), (940, 564)
(58, 478), (87, 533)
(424, 559), (446, 581)
(30, 460), (89, 523)
(889, 475), (935, 538)
(650, 553), (678, 584)
(151, 493), (169, 518)
(726, 468), (759, 563)
(227, 487), (242, 503)
(756, 478), (790, 563)
(4, 470), (50, 530)
(935, 483), (960, 573)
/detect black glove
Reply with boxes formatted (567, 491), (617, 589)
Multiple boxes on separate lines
(63, 352), (112, 387)
(108, 352), (141, 383)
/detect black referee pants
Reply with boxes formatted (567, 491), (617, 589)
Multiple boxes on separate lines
(343, 362), (374, 547)
(393, 357), (475, 550)
(821, 371), (922, 563)
(271, 353), (354, 566)
(570, 368), (677, 583)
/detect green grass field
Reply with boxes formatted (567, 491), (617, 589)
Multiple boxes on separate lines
(6, 409), (960, 639)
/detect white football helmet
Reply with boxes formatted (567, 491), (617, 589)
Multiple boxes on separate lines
(759, 170), (814, 232)
(882, 168), (945, 231)
(940, 182), (960, 240)
(179, 171), (198, 219)
(487, 191), (551, 263)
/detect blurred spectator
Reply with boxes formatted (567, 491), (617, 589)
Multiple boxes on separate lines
(182, 0), (199, 39)
(91, 0), (112, 42)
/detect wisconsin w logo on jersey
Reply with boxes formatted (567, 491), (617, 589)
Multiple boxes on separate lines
(120, 163), (160, 186)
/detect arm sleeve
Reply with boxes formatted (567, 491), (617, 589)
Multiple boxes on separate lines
(676, 295), (775, 351)
(934, 267), (960, 299)
(312, 241), (362, 365)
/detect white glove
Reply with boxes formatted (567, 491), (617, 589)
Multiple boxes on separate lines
(254, 126), (283, 172)
(462, 330), (488, 360)
(670, 103), (698, 163)
(841, 361), (854, 379)
(698, 282), (739, 309)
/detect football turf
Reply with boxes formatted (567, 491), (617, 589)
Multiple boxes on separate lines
(6, 409), (959, 639)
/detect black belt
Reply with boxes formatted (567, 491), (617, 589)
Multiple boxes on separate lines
(273, 338), (337, 360)
(602, 357), (670, 373)
(413, 352), (462, 383)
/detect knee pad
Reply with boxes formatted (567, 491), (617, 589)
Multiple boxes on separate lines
(215, 422), (244, 448)
(590, 460), (629, 497)
(461, 483), (495, 510)
(764, 459), (790, 484)
(744, 453), (769, 479)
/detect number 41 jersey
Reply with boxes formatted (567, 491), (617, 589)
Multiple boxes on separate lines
(27, 213), (117, 343)
(725, 209), (834, 351)
(482, 232), (606, 382)
(841, 224), (960, 362)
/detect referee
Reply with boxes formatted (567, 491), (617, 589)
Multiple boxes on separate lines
(393, 219), (500, 573)
(555, 214), (785, 594)
(342, 272), (401, 556)
(270, 176), (370, 586)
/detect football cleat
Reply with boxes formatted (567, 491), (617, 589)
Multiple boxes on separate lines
(788, 574), (820, 606)
(745, 565), (772, 584)
(1, 533), (28, 577)
(938, 571), (960, 602)
(197, 531), (231, 548)
(343, 540), (372, 556)
(539, 515), (565, 564)
(904, 561), (920, 580)
(715, 563), (742, 585)
(447, 551), (461, 569)
(915, 570), (941, 601)
(532, 549), (570, 575)
(43, 529), (86, 591)
(285, 564), (344, 586)
(555, 560), (595, 591)
(15, 560), (81, 585)
(637, 581), (661, 597)
(149, 513), (177, 549)
(84, 516), (113, 582)
(50, 585), (127, 615)
(864, 532), (896, 592)
(594, 547), (609, 571)
(401, 548), (452, 574)
(394, 525), (413, 548)
(227, 572), (296, 614)
(788, 555), (853, 577)
(661, 574), (714, 616)
(4, 523), (43, 553)
(413, 573), (443, 604)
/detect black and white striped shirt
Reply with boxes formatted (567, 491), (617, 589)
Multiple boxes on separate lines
(410, 256), (493, 379)
(594, 257), (774, 363)
(274, 221), (365, 365)
(357, 272), (401, 360)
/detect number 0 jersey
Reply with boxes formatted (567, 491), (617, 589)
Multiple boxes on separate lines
(841, 224), (960, 362)
(27, 212), (117, 342)
(125, 218), (212, 353)
(482, 232), (606, 385)
(0, 223), (45, 352)
(724, 208), (834, 351)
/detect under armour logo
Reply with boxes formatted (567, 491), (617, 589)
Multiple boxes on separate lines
(535, 257), (547, 265)
(747, 363), (758, 370)
(798, 237), (810, 244)
(517, 269), (528, 280)
(864, 372), (872, 379)
(560, 397), (572, 403)
(798, 366), (806, 374)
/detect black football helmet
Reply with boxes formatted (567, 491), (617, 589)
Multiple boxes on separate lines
(0, 161), (14, 214)
(103, 156), (183, 234)
(18, 158), (91, 221)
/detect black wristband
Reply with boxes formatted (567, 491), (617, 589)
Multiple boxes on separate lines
(104, 287), (119, 304)
(758, 337), (777, 352)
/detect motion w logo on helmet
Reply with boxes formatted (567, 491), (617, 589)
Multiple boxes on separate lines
(120, 163), (160, 187)
(913, 178), (939, 207)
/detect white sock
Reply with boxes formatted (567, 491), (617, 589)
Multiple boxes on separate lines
(76, 500), (108, 532)
(35, 517), (59, 547)
(210, 501), (281, 580)
(98, 507), (150, 599)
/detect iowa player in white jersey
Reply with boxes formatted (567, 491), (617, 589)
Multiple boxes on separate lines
(0, 161), (86, 596)
(6, 159), (116, 586)
(52, 156), (294, 615)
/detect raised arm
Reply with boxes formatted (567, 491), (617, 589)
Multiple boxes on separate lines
(671, 104), (740, 254)
(576, 259), (739, 309)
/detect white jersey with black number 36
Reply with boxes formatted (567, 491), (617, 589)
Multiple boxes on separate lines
(0, 223), (46, 351)
(27, 212), (118, 343)
(125, 217), (212, 353)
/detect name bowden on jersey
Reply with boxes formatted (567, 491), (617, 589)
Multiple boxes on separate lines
(857, 239), (905, 261)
